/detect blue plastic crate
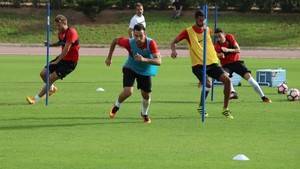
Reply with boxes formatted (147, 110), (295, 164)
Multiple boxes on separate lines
(256, 68), (286, 87)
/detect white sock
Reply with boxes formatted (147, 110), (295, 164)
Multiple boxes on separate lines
(50, 84), (55, 91)
(230, 81), (236, 93)
(141, 98), (151, 116)
(114, 99), (121, 108)
(34, 95), (41, 102)
(206, 87), (211, 92)
(248, 77), (264, 97)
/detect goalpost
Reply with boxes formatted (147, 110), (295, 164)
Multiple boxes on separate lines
(211, 3), (218, 102)
(45, 1), (51, 106)
(200, 3), (218, 123)
(200, 4), (208, 123)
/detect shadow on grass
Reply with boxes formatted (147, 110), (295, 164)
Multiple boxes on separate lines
(76, 100), (203, 105)
(0, 102), (29, 106)
(0, 115), (221, 131)
(0, 121), (136, 131)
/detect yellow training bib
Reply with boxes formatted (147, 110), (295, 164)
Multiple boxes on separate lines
(186, 26), (219, 66)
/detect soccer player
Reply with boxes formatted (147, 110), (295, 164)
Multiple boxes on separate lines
(105, 24), (161, 124)
(128, 2), (146, 38)
(26, 15), (80, 104)
(214, 28), (272, 103)
(172, 0), (183, 19)
(170, 11), (233, 119)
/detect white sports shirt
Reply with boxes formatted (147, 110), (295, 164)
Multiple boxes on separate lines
(129, 14), (146, 29)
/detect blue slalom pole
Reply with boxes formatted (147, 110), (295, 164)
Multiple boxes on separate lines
(45, 1), (50, 106)
(201, 4), (208, 123)
(211, 3), (218, 102)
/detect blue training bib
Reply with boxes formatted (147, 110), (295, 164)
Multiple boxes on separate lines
(123, 37), (158, 76)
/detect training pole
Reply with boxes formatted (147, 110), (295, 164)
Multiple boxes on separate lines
(201, 4), (208, 123)
(211, 3), (218, 101)
(45, 1), (50, 106)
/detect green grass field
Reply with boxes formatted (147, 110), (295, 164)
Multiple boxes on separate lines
(1, 9), (300, 47)
(0, 56), (299, 169)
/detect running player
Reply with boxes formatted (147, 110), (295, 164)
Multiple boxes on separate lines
(170, 11), (233, 119)
(26, 15), (80, 104)
(105, 24), (161, 123)
(214, 28), (271, 103)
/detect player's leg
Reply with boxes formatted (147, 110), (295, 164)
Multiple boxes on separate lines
(208, 64), (233, 119)
(235, 61), (272, 103)
(243, 72), (272, 103)
(40, 67), (58, 95)
(40, 57), (59, 89)
(222, 65), (238, 99)
(140, 90), (151, 123)
(26, 62), (61, 104)
(137, 74), (152, 124)
(26, 71), (60, 104)
(192, 65), (211, 104)
(37, 71), (60, 98)
(109, 68), (135, 118)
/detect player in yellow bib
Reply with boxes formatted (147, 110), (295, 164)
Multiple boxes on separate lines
(170, 10), (233, 119)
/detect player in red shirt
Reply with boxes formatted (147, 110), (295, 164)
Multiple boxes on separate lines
(214, 28), (271, 103)
(26, 15), (80, 104)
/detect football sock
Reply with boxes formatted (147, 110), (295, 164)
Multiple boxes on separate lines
(248, 77), (265, 97)
(230, 81), (236, 92)
(223, 107), (229, 111)
(141, 98), (151, 116)
(114, 99), (121, 108)
(34, 95), (41, 102)
(50, 84), (55, 90)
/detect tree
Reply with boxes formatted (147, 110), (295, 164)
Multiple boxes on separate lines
(51, 0), (63, 9)
(77, 0), (113, 21)
(12, 0), (22, 8)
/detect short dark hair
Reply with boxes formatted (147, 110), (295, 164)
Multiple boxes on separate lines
(136, 2), (143, 8)
(214, 28), (224, 34)
(195, 10), (205, 19)
(133, 23), (145, 31)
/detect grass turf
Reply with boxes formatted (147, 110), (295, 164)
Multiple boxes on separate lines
(1, 9), (300, 47)
(0, 56), (299, 169)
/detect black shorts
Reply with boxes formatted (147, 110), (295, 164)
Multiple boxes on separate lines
(45, 57), (77, 79)
(192, 63), (225, 84)
(123, 67), (152, 93)
(222, 61), (251, 78)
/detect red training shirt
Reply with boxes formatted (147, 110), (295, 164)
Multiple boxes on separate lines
(214, 34), (240, 66)
(117, 37), (159, 55)
(58, 27), (80, 62)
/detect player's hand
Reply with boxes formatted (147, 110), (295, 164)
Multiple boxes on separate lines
(221, 47), (229, 53)
(44, 41), (49, 47)
(134, 53), (144, 62)
(171, 50), (177, 59)
(218, 53), (225, 59)
(105, 57), (112, 66)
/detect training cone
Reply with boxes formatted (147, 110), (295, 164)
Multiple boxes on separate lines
(233, 154), (250, 161)
(96, 87), (105, 92)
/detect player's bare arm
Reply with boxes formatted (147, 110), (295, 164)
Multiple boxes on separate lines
(44, 41), (61, 47)
(105, 38), (118, 66)
(51, 42), (72, 64)
(134, 53), (161, 65)
(221, 43), (240, 53)
(217, 52), (225, 59)
(170, 37), (181, 58)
